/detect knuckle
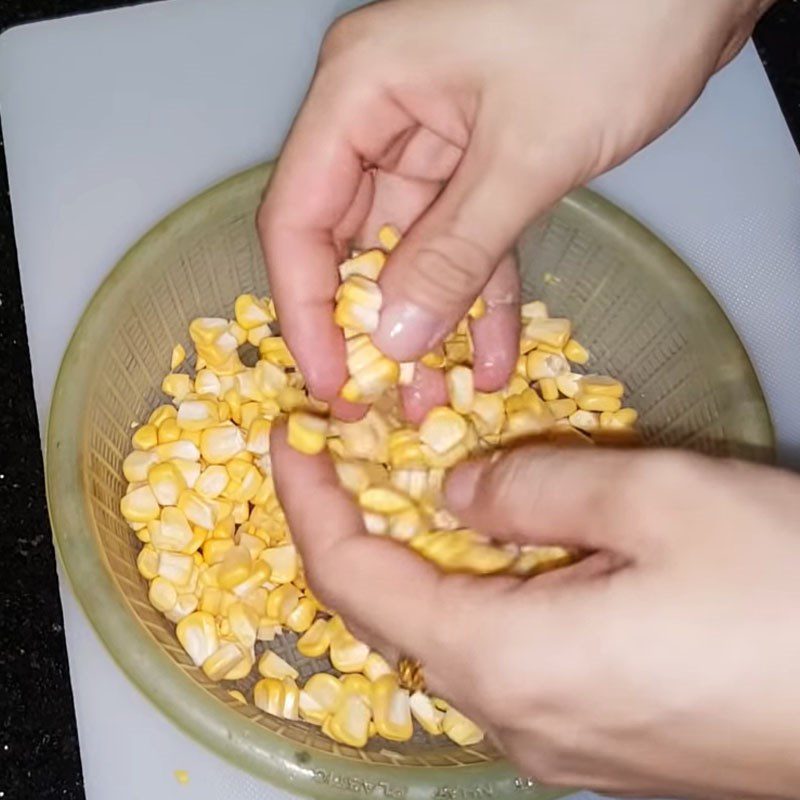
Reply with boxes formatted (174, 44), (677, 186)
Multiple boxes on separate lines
(319, 10), (371, 63)
(408, 235), (494, 313)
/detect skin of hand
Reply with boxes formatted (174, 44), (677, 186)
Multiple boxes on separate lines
(257, 0), (771, 422)
(271, 425), (800, 800)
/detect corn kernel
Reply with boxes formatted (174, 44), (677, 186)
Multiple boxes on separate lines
(258, 650), (299, 680)
(446, 365), (475, 414)
(526, 351), (569, 380)
(287, 412), (328, 455)
(235, 294), (272, 330)
(149, 404), (177, 427)
(297, 618), (331, 658)
(580, 374), (625, 398)
(338, 249), (386, 281)
(377, 223), (401, 251)
(409, 691), (444, 735)
(442, 706), (484, 745)
(120, 485), (160, 523)
(564, 338), (590, 364)
(176, 611), (219, 666)
(162, 373), (192, 402)
(200, 423), (245, 464)
(136, 545), (159, 580)
(329, 629), (369, 673)
(520, 300), (548, 320)
(132, 424), (158, 451)
(371, 675), (413, 741)
(285, 597), (317, 633)
(267, 584), (301, 623)
(575, 392), (622, 413)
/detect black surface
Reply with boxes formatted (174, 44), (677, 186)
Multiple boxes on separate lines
(0, 2), (799, 799)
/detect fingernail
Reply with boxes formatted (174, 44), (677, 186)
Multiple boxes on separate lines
(445, 461), (484, 511)
(372, 301), (449, 361)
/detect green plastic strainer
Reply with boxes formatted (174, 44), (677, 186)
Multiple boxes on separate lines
(45, 163), (773, 800)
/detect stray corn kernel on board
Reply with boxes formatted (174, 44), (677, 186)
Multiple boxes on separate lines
(120, 224), (638, 751)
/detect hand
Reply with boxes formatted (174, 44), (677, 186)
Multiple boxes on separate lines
(272, 428), (800, 800)
(258, 0), (768, 421)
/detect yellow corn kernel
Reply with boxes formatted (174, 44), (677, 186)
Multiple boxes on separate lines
(297, 618), (331, 658)
(327, 692), (371, 748)
(520, 300), (548, 320)
(443, 336), (470, 365)
(420, 348), (446, 369)
(156, 417), (181, 444)
(388, 507), (424, 541)
(150, 507), (192, 551)
(329, 629), (370, 674)
(538, 377), (559, 402)
(172, 459), (201, 490)
(410, 691), (445, 735)
(217, 545), (260, 593)
(203, 539), (234, 564)
(131, 424), (158, 451)
(120, 485), (160, 523)
(201, 640), (251, 681)
(259, 544), (299, 584)
(194, 368), (222, 398)
(569, 409), (600, 433)
(397, 361), (416, 386)
(300, 673), (342, 725)
(165, 593), (199, 624)
(225, 602), (258, 650)
(228, 689), (247, 705)
(338, 249), (386, 281)
(157, 551), (194, 587)
(267, 584), (301, 623)
(371, 674), (413, 742)
(258, 336), (295, 367)
(280, 677), (301, 720)
(189, 318), (243, 375)
(575, 392), (622, 413)
(148, 577), (178, 613)
(535, 342), (563, 356)
(136, 544), (159, 580)
(179, 429), (202, 447)
(546, 398), (578, 420)
(470, 392), (505, 437)
(148, 404), (177, 427)
(580, 374), (625, 398)
(193, 465), (228, 499)
(223, 389), (243, 424)
(287, 412), (328, 455)
(523, 317), (571, 348)
(600, 407), (638, 428)
(237, 402), (258, 430)
(467, 296), (486, 319)
(235, 293), (272, 330)
(245, 322), (270, 348)
(253, 360), (289, 398)
(170, 343), (186, 370)
(177, 490), (216, 530)
(176, 399), (220, 431)
(503, 409), (553, 441)
(555, 372), (581, 398)
(153, 439), (200, 461)
(145, 462), (184, 507)
(161, 373), (192, 402)
(377, 223), (401, 251)
(445, 365), (475, 414)
(564, 338), (590, 364)
(237, 531), (266, 560)
(526, 351), (569, 381)
(176, 611), (219, 666)
(122, 450), (158, 483)
(199, 586), (223, 614)
(419, 407), (467, 455)
(200, 423), (245, 464)
(258, 650), (299, 680)
(358, 486), (412, 515)
(228, 321), (248, 346)
(257, 617), (280, 642)
(340, 357), (399, 402)
(277, 386), (308, 413)
(442, 706), (484, 746)
(285, 597), (317, 633)
(363, 652), (393, 682)
(254, 676), (285, 717)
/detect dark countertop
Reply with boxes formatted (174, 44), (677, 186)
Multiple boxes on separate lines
(0, 2), (799, 799)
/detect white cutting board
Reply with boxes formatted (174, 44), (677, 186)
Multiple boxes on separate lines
(2, 1), (800, 798)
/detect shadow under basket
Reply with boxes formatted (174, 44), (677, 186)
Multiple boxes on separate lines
(45, 163), (774, 800)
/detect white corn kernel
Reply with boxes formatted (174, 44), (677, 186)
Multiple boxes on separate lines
(446, 366), (475, 414)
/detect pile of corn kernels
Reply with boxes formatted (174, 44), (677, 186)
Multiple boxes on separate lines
(121, 225), (638, 749)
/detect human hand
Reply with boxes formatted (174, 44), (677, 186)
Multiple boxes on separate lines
(258, 0), (769, 422)
(271, 428), (800, 800)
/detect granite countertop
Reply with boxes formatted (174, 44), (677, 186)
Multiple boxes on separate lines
(0, 2), (798, 799)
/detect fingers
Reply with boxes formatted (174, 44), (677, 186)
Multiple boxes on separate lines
(445, 445), (649, 556)
(471, 252), (521, 392)
(371, 136), (568, 362)
(270, 423), (503, 666)
(399, 363), (448, 424)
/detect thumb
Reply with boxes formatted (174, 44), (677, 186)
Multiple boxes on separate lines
(371, 141), (568, 361)
(445, 445), (651, 557)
